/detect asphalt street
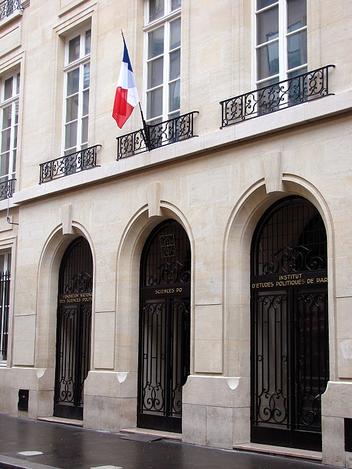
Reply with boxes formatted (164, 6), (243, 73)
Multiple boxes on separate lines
(0, 414), (341, 469)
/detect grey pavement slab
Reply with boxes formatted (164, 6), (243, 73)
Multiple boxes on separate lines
(0, 414), (340, 469)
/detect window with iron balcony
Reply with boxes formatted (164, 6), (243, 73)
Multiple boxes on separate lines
(116, 0), (199, 159)
(39, 25), (102, 184)
(0, 71), (19, 200)
(220, 0), (334, 127)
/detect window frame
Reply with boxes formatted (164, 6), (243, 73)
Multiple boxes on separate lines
(143, 0), (182, 124)
(252, 0), (308, 89)
(62, 27), (91, 156)
(0, 70), (20, 184)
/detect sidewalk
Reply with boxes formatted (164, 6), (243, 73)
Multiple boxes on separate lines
(0, 414), (340, 469)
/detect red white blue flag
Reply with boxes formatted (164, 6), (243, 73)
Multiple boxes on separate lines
(112, 37), (139, 128)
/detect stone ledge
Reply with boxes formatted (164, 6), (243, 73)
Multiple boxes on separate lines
(12, 89), (352, 208)
(234, 443), (322, 461)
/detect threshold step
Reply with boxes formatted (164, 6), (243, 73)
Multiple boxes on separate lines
(38, 416), (83, 427)
(234, 442), (322, 461)
(120, 427), (182, 441)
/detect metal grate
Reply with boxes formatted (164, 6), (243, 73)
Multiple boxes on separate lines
(251, 197), (329, 451)
(0, 271), (10, 362)
(138, 220), (191, 433)
(54, 237), (93, 420)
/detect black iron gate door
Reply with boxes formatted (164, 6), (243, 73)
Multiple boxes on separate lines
(138, 220), (191, 433)
(251, 197), (329, 451)
(54, 237), (93, 420)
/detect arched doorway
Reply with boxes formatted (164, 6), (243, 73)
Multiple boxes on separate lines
(54, 237), (93, 420)
(138, 220), (191, 433)
(250, 196), (329, 450)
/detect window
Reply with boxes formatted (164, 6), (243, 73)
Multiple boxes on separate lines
(63, 28), (91, 155)
(255, 0), (307, 88)
(0, 252), (11, 364)
(145, 0), (181, 124)
(0, 71), (19, 185)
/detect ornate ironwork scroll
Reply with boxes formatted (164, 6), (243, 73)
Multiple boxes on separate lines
(116, 111), (199, 159)
(0, 0), (22, 20)
(251, 197), (329, 451)
(0, 179), (15, 201)
(220, 65), (335, 127)
(39, 145), (101, 183)
(138, 220), (191, 433)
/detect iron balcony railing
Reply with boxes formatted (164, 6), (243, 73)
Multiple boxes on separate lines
(0, 0), (22, 21)
(220, 65), (335, 128)
(0, 178), (15, 201)
(116, 111), (199, 160)
(39, 145), (101, 184)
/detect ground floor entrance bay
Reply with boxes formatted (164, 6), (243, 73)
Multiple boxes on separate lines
(54, 237), (93, 420)
(137, 220), (191, 433)
(250, 197), (329, 450)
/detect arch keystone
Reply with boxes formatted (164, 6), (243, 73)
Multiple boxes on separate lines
(61, 203), (73, 234)
(147, 182), (162, 217)
(263, 151), (284, 194)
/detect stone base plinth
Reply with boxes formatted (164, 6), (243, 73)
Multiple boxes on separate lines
(182, 375), (250, 449)
(83, 370), (137, 433)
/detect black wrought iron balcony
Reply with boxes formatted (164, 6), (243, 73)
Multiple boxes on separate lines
(116, 111), (199, 160)
(0, 178), (15, 201)
(220, 65), (335, 128)
(39, 145), (101, 184)
(0, 0), (22, 20)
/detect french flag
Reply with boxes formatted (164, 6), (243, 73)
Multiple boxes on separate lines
(112, 37), (139, 129)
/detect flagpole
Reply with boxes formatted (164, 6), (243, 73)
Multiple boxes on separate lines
(120, 29), (150, 151)
(138, 103), (151, 152)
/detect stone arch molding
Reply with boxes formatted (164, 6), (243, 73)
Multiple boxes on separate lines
(114, 201), (195, 373)
(35, 222), (95, 371)
(223, 174), (336, 380)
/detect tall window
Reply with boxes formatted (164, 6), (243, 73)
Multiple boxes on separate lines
(145, 0), (181, 124)
(255, 0), (307, 88)
(63, 28), (91, 155)
(0, 252), (11, 364)
(0, 72), (19, 185)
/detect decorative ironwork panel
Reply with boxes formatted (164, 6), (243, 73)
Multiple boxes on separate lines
(0, 0), (22, 20)
(0, 179), (15, 201)
(39, 145), (101, 183)
(296, 291), (329, 432)
(141, 222), (191, 289)
(140, 300), (167, 417)
(54, 237), (93, 420)
(253, 293), (289, 429)
(251, 197), (329, 451)
(116, 129), (147, 159)
(138, 220), (191, 432)
(220, 65), (335, 127)
(0, 271), (10, 361)
(253, 198), (327, 278)
(116, 112), (199, 159)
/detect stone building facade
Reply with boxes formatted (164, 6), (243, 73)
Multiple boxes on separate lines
(0, 0), (351, 466)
